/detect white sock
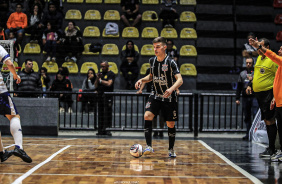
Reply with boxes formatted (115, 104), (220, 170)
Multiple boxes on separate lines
(0, 132), (4, 152)
(10, 117), (23, 149)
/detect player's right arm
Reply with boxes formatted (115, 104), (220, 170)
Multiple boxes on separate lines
(5, 59), (21, 84)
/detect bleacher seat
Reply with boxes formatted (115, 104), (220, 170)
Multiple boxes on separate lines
(42, 61), (59, 73)
(65, 9), (82, 20)
(86, 0), (102, 3)
(180, 28), (197, 39)
(23, 43), (41, 54)
(84, 10), (101, 20)
(180, 0), (196, 5)
(140, 63), (150, 75)
(62, 62), (79, 74)
(80, 62), (99, 74)
(67, 0), (83, 3)
(83, 26), (100, 37)
(142, 0), (158, 4)
(142, 11), (158, 21)
(122, 45), (139, 52)
(141, 44), (155, 56)
(102, 28), (120, 38)
(274, 0), (282, 8)
(104, 10), (120, 21)
(104, 0), (121, 3)
(82, 44), (99, 55)
(160, 28), (178, 38)
(180, 63), (197, 76)
(18, 44), (22, 54)
(100, 62), (118, 74)
(122, 27), (139, 38)
(275, 14), (282, 24)
(1, 62), (19, 73)
(180, 11), (197, 22)
(22, 61), (39, 72)
(101, 44), (119, 55)
(276, 31), (282, 41)
(180, 45), (197, 56)
(142, 27), (159, 38)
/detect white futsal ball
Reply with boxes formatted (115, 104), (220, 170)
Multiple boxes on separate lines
(130, 144), (143, 158)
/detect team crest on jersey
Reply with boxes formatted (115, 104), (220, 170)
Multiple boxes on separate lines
(145, 102), (151, 109)
(162, 64), (168, 71)
(260, 68), (265, 74)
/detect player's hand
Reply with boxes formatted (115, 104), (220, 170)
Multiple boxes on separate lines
(163, 88), (173, 98)
(246, 86), (252, 95)
(236, 100), (240, 105)
(135, 79), (142, 89)
(14, 75), (21, 84)
(270, 98), (276, 110)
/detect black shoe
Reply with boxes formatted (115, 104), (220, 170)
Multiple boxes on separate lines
(0, 150), (13, 162)
(106, 132), (112, 136)
(259, 147), (275, 158)
(13, 147), (32, 163)
(96, 132), (103, 135)
(159, 132), (164, 137)
(153, 132), (158, 137)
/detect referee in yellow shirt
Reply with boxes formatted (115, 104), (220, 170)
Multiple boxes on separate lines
(246, 38), (278, 157)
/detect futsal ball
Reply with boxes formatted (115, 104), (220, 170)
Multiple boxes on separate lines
(130, 144), (143, 158)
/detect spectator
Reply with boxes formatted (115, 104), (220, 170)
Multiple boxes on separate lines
(7, 32), (20, 62)
(95, 61), (115, 136)
(39, 67), (50, 97)
(0, 28), (5, 40)
(58, 66), (69, 79)
(242, 32), (258, 67)
(28, 0), (45, 12)
(120, 40), (139, 89)
(81, 68), (97, 113)
(42, 22), (60, 62)
(0, 0), (9, 31)
(60, 21), (83, 63)
(120, 0), (142, 27)
(166, 39), (179, 67)
(50, 71), (73, 113)
(5, 3), (27, 44)
(14, 59), (42, 97)
(25, 4), (44, 44)
(49, 0), (64, 14)
(9, 0), (25, 13)
(159, 0), (179, 28)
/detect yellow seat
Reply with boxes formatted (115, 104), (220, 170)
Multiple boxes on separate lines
(1, 62), (18, 73)
(62, 62), (79, 74)
(122, 45), (139, 52)
(82, 44), (99, 55)
(67, 0), (83, 2)
(23, 43), (41, 54)
(102, 44), (119, 55)
(122, 27), (139, 38)
(180, 0), (196, 5)
(83, 26), (100, 37)
(180, 28), (197, 39)
(65, 9), (82, 20)
(104, 0), (121, 3)
(141, 44), (155, 56)
(17, 44), (22, 54)
(180, 11), (197, 22)
(160, 28), (178, 38)
(104, 10), (120, 21)
(102, 28), (120, 38)
(86, 0), (102, 2)
(180, 45), (197, 56)
(100, 62), (118, 74)
(84, 10), (101, 20)
(80, 62), (99, 74)
(140, 63), (150, 75)
(142, 11), (158, 21)
(42, 61), (59, 73)
(22, 61), (39, 72)
(142, 27), (159, 38)
(180, 63), (197, 76)
(142, 0), (158, 4)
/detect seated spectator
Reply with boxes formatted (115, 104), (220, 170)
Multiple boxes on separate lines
(81, 69), (97, 113)
(120, 40), (139, 89)
(25, 4), (44, 44)
(28, 0), (45, 13)
(42, 22), (60, 62)
(14, 59), (42, 97)
(0, 0), (9, 31)
(5, 3), (27, 44)
(60, 21), (83, 63)
(242, 32), (258, 67)
(7, 32), (20, 62)
(50, 0), (64, 14)
(50, 71), (73, 113)
(159, 0), (179, 28)
(120, 0), (142, 27)
(9, 0), (25, 13)
(39, 67), (50, 97)
(58, 66), (69, 79)
(166, 39), (179, 67)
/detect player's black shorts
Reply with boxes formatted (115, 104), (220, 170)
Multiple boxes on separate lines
(145, 96), (178, 121)
(254, 89), (275, 121)
(0, 92), (18, 116)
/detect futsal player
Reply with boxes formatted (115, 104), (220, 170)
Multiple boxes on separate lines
(0, 45), (32, 163)
(135, 37), (183, 157)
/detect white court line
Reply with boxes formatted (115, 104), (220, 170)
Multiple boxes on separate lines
(4, 144), (15, 149)
(198, 140), (262, 184)
(12, 145), (71, 184)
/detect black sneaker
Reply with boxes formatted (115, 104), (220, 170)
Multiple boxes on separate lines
(0, 150), (13, 162)
(13, 147), (32, 163)
(259, 148), (275, 158)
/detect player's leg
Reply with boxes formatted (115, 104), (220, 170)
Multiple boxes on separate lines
(0, 132), (13, 162)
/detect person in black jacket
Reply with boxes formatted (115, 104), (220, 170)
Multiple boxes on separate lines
(14, 59), (42, 97)
(50, 71), (73, 113)
(81, 68), (97, 113)
(39, 67), (50, 97)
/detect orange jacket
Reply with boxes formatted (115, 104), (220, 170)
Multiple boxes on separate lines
(6, 12), (27, 29)
(265, 50), (282, 107)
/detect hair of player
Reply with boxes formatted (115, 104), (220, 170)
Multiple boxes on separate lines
(152, 37), (167, 45)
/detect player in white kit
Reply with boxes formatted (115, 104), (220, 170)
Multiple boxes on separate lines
(0, 45), (32, 163)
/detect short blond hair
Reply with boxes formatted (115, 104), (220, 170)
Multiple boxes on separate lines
(152, 37), (166, 45)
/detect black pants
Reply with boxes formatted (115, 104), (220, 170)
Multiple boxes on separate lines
(275, 107), (282, 148)
(120, 65), (139, 84)
(242, 96), (255, 136)
(97, 95), (112, 133)
(159, 10), (179, 27)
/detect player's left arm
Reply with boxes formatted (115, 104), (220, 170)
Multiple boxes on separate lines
(163, 73), (183, 98)
(5, 59), (21, 84)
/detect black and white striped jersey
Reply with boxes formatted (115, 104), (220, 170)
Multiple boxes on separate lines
(149, 55), (180, 102)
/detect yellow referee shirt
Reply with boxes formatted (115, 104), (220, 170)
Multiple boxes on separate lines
(253, 55), (278, 92)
